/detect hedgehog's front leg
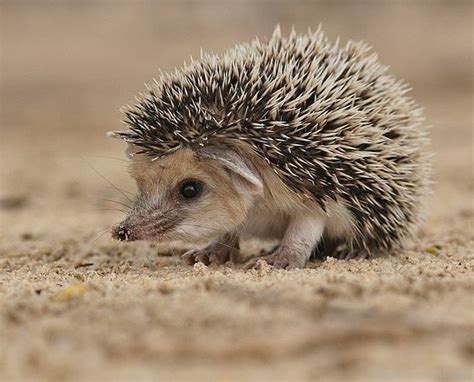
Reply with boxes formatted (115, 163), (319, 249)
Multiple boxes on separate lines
(246, 215), (325, 270)
(182, 232), (240, 266)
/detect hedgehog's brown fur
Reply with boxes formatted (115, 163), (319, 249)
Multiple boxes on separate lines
(110, 26), (432, 254)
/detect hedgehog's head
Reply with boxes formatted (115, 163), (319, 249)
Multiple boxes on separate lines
(111, 144), (263, 244)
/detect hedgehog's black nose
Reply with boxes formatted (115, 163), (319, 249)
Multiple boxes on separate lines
(112, 224), (133, 241)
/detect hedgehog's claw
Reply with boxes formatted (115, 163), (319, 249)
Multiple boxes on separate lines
(182, 249), (211, 265)
(243, 254), (275, 269)
(182, 237), (240, 266)
(244, 247), (308, 270)
(273, 247), (308, 269)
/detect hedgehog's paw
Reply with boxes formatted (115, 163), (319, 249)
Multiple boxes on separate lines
(243, 253), (276, 269)
(244, 247), (308, 270)
(272, 247), (308, 269)
(182, 240), (240, 266)
(182, 249), (212, 265)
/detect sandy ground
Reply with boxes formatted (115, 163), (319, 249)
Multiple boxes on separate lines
(1, 2), (473, 381)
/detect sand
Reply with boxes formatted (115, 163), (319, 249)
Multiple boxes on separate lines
(1, 2), (473, 381)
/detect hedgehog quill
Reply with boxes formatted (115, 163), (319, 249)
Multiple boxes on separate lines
(109, 27), (431, 269)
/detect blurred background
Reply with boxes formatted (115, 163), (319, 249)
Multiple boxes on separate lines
(0, 1), (473, 381)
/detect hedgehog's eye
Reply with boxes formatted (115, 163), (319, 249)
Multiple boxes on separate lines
(178, 179), (203, 200)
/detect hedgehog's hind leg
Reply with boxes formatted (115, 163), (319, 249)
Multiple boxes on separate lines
(330, 242), (370, 260)
(312, 239), (370, 261)
(182, 232), (240, 266)
(311, 237), (341, 259)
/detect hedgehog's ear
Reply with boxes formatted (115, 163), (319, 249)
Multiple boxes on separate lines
(106, 132), (139, 160)
(124, 143), (140, 160)
(199, 148), (263, 196)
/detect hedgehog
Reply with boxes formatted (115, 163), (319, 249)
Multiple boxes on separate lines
(109, 26), (431, 269)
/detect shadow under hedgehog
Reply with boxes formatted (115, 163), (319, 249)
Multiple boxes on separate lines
(109, 26), (431, 269)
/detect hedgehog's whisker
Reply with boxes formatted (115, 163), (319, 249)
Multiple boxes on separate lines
(168, 245), (179, 261)
(89, 226), (113, 244)
(82, 157), (134, 202)
(84, 154), (128, 162)
(100, 198), (132, 210)
(82, 208), (128, 214)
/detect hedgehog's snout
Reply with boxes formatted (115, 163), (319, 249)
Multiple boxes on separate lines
(111, 223), (135, 242)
